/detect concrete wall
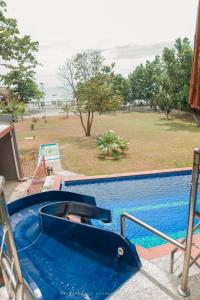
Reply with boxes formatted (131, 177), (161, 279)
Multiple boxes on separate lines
(0, 133), (18, 181)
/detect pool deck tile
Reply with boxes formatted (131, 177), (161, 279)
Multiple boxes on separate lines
(137, 234), (200, 262)
(136, 244), (174, 260)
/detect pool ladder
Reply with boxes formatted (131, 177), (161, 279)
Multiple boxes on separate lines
(120, 148), (200, 297)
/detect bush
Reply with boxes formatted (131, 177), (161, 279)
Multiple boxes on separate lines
(32, 117), (37, 123)
(0, 99), (25, 121)
(30, 123), (34, 130)
(96, 130), (129, 159)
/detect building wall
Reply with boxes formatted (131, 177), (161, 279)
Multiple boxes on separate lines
(0, 133), (18, 180)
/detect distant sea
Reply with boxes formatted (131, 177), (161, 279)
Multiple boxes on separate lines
(43, 85), (72, 102)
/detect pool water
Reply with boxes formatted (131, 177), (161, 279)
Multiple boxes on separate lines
(61, 171), (200, 248)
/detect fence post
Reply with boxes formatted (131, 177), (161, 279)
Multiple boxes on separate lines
(42, 156), (47, 176)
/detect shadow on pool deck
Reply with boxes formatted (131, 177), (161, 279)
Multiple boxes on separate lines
(110, 258), (200, 300)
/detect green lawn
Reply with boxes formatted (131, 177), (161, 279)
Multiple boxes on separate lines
(15, 111), (200, 175)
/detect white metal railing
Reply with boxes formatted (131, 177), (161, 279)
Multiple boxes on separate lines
(0, 176), (36, 299)
(120, 148), (200, 297)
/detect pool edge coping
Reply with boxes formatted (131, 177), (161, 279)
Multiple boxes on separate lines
(61, 167), (192, 184)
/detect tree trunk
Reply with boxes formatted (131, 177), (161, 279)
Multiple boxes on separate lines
(86, 111), (91, 136)
(78, 111), (87, 136)
(86, 131), (91, 137)
(166, 109), (170, 119)
(86, 111), (94, 136)
(192, 109), (200, 127)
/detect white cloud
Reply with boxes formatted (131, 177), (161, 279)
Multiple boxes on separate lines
(5, 0), (198, 98)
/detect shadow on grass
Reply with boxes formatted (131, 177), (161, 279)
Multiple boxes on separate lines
(96, 154), (131, 161)
(65, 136), (97, 149)
(156, 121), (198, 132)
(170, 112), (194, 122)
(156, 113), (198, 132)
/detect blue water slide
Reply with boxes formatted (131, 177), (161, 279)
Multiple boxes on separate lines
(2, 191), (141, 300)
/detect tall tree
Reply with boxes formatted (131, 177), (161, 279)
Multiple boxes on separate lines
(0, 1), (19, 61)
(128, 64), (147, 102)
(110, 74), (131, 104)
(2, 69), (43, 102)
(75, 77), (122, 136)
(128, 56), (163, 110)
(0, 1), (42, 104)
(59, 50), (122, 136)
(161, 38), (193, 112)
(144, 56), (163, 110)
(128, 38), (193, 117)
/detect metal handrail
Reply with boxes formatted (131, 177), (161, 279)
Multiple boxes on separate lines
(120, 213), (186, 251)
(172, 210), (200, 256)
(179, 148), (200, 296)
(120, 148), (200, 297)
(0, 176), (25, 299)
(170, 220), (200, 274)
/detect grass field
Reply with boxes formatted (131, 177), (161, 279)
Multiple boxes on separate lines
(15, 111), (200, 176)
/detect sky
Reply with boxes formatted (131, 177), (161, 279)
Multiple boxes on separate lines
(6, 0), (198, 100)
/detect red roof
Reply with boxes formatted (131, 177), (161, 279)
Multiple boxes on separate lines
(189, 0), (200, 109)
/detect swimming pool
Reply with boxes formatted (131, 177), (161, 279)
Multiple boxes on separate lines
(61, 170), (200, 248)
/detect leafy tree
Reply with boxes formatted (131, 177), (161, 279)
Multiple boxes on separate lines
(59, 50), (122, 136)
(128, 38), (193, 117)
(75, 77), (122, 136)
(161, 38), (193, 112)
(62, 102), (72, 118)
(2, 69), (43, 102)
(144, 56), (163, 110)
(0, 99), (25, 120)
(128, 56), (163, 110)
(111, 74), (131, 104)
(0, 1), (19, 61)
(128, 64), (147, 102)
(154, 38), (192, 118)
(0, 1), (42, 104)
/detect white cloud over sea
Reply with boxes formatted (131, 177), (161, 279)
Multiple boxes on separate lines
(5, 0), (198, 100)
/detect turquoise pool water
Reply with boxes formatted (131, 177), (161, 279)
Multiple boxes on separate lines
(61, 171), (200, 248)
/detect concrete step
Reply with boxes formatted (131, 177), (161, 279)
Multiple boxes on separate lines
(109, 258), (196, 300)
(167, 245), (200, 277)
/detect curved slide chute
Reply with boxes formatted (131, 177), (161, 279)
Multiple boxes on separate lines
(1, 191), (141, 300)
